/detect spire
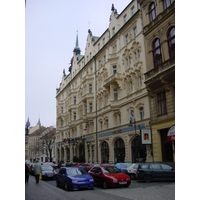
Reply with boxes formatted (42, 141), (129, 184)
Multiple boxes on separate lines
(25, 117), (30, 128)
(73, 30), (81, 55)
(37, 118), (41, 126)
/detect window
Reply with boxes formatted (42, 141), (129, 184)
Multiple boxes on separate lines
(119, 114), (121, 125)
(104, 55), (106, 64)
(168, 26), (175, 58)
(132, 6), (135, 15)
(133, 27), (137, 37)
(103, 38), (105, 45)
(98, 60), (101, 68)
(129, 56), (131, 66)
(126, 58), (129, 68)
(89, 103), (92, 113)
(113, 27), (115, 35)
(150, 164), (161, 170)
(74, 96), (76, 104)
(100, 121), (103, 131)
(89, 84), (92, 93)
(139, 107), (144, 120)
(61, 119), (63, 127)
(113, 65), (117, 74)
(161, 164), (172, 170)
(149, 3), (156, 22)
(138, 50), (140, 60)
(153, 38), (162, 67)
(113, 88), (118, 100)
(135, 52), (137, 62)
(85, 105), (87, 114)
(98, 43), (100, 50)
(106, 119), (108, 129)
(163, 0), (172, 9)
(126, 34), (129, 44)
(124, 14), (127, 23)
(61, 107), (63, 113)
(157, 91), (167, 115)
(74, 112), (76, 120)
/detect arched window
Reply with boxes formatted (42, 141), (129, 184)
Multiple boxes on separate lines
(153, 38), (162, 67)
(163, 0), (172, 10)
(168, 26), (175, 58)
(139, 107), (144, 120)
(149, 2), (156, 22)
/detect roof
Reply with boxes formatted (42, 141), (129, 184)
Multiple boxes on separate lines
(29, 126), (47, 137)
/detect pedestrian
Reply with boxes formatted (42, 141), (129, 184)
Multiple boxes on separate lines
(34, 158), (42, 183)
(25, 162), (30, 184)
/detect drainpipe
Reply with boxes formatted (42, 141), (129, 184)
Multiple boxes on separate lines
(93, 56), (98, 163)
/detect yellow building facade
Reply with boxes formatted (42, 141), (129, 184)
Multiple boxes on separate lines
(56, 1), (154, 164)
(138, 0), (175, 162)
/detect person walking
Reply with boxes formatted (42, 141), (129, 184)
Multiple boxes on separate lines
(25, 163), (30, 183)
(34, 159), (42, 183)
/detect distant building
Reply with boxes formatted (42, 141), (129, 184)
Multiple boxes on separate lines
(27, 118), (56, 163)
(56, 1), (153, 164)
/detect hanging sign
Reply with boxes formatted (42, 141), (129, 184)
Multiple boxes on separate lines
(167, 125), (175, 142)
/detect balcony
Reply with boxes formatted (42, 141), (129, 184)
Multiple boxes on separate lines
(104, 73), (123, 89)
(144, 57), (175, 88)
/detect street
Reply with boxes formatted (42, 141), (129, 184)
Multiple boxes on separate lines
(25, 175), (175, 200)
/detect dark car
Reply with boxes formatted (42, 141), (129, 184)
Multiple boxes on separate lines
(41, 165), (57, 180)
(88, 164), (131, 189)
(56, 167), (94, 191)
(136, 162), (175, 182)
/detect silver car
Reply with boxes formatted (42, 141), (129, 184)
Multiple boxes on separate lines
(126, 163), (139, 180)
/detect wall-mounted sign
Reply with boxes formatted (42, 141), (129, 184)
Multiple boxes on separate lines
(142, 129), (151, 144)
(167, 125), (175, 142)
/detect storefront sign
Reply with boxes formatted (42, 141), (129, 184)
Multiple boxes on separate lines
(167, 125), (175, 142)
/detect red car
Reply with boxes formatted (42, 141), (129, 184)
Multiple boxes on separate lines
(88, 164), (131, 189)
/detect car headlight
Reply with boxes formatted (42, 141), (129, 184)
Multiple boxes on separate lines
(72, 180), (78, 183)
(112, 178), (118, 183)
(89, 178), (94, 182)
(126, 178), (130, 181)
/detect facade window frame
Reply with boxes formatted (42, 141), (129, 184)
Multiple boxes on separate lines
(157, 91), (167, 115)
(149, 2), (156, 22)
(168, 26), (175, 58)
(153, 38), (162, 68)
(163, 0), (172, 10)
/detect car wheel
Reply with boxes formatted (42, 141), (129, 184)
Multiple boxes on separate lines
(65, 182), (69, 191)
(130, 174), (135, 180)
(144, 174), (152, 183)
(102, 181), (107, 189)
(56, 179), (59, 187)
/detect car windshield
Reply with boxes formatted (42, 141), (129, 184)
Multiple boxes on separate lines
(102, 167), (121, 174)
(67, 168), (87, 175)
(119, 163), (131, 168)
(42, 165), (53, 171)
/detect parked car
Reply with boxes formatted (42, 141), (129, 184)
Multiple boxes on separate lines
(88, 164), (131, 189)
(56, 167), (94, 191)
(136, 162), (175, 182)
(115, 163), (132, 174)
(41, 165), (57, 180)
(84, 163), (95, 172)
(126, 163), (139, 180)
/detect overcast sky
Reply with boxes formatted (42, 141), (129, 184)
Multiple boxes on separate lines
(25, 0), (131, 127)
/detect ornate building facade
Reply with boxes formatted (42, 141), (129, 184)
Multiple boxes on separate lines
(56, 0), (153, 164)
(138, 0), (175, 162)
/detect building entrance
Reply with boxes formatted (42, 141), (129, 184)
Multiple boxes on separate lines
(101, 141), (109, 163)
(131, 135), (146, 163)
(114, 139), (125, 163)
(160, 128), (173, 162)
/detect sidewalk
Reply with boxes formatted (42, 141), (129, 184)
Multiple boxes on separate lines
(25, 176), (75, 200)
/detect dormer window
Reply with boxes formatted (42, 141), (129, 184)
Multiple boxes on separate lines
(132, 6), (135, 15)
(124, 14), (127, 23)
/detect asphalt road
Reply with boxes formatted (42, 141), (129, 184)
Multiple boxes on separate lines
(25, 175), (175, 200)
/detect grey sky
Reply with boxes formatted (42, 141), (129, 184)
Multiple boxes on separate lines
(25, 0), (131, 127)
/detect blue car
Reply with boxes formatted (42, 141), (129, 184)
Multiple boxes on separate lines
(56, 167), (94, 191)
(115, 163), (132, 174)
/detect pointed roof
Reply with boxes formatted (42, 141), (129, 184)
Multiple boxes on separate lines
(25, 117), (30, 128)
(37, 118), (41, 126)
(73, 31), (81, 55)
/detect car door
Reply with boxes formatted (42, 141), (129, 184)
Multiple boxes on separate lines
(149, 164), (163, 180)
(59, 168), (66, 186)
(161, 164), (175, 180)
